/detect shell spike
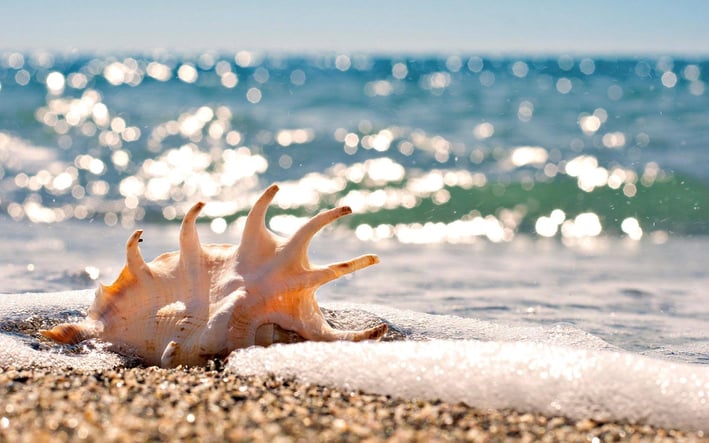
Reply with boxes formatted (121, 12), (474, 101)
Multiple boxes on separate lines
(179, 202), (205, 263)
(39, 322), (98, 344)
(308, 254), (380, 286)
(282, 206), (352, 263)
(243, 184), (278, 236)
(239, 184), (279, 258)
(126, 230), (147, 273)
(296, 318), (388, 343)
(348, 323), (388, 342)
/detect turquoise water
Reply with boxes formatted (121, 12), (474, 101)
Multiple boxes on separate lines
(0, 53), (707, 240)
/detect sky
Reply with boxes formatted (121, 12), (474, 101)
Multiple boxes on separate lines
(1, 0), (708, 55)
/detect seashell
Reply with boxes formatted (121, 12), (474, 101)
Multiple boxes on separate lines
(40, 184), (387, 367)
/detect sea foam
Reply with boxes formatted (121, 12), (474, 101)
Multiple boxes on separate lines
(224, 302), (709, 433)
(0, 290), (125, 369)
(227, 339), (709, 433)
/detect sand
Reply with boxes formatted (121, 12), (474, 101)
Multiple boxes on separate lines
(0, 364), (706, 443)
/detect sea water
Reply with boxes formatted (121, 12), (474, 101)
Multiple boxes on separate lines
(0, 53), (708, 431)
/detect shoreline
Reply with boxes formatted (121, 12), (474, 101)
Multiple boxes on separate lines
(1, 366), (706, 442)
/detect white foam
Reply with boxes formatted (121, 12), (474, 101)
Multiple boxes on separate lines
(0, 290), (125, 370)
(0, 333), (124, 370)
(224, 301), (709, 433)
(227, 340), (709, 432)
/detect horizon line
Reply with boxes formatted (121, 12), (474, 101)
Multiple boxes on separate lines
(2, 47), (709, 60)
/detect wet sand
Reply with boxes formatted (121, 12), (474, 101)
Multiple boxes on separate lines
(0, 365), (705, 442)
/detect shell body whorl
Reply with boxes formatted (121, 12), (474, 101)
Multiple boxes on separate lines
(41, 184), (386, 367)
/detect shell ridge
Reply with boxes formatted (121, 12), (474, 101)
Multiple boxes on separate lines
(241, 285), (329, 342)
(89, 273), (141, 322)
(202, 290), (245, 342)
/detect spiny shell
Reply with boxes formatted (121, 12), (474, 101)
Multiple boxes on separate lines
(40, 184), (387, 367)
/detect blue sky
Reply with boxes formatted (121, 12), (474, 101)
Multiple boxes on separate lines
(1, 0), (708, 55)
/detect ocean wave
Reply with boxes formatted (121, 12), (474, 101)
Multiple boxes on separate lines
(1, 54), (708, 243)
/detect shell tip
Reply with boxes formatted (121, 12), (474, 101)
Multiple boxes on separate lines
(128, 230), (143, 246)
(266, 184), (279, 196)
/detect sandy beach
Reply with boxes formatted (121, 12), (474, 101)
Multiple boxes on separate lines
(0, 302), (707, 442)
(0, 364), (706, 443)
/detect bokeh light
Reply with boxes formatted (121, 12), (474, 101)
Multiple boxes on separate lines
(0, 52), (703, 246)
